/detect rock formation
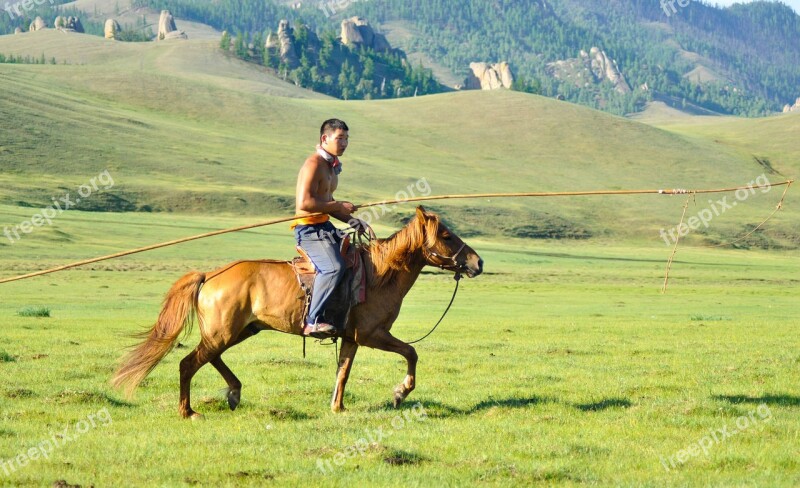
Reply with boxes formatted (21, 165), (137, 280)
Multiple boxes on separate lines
(105, 19), (121, 40)
(29, 16), (46, 32)
(65, 16), (84, 33)
(265, 32), (277, 49)
(55, 16), (84, 33)
(547, 47), (631, 94)
(782, 97), (800, 113)
(464, 62), (514, 90)
(586, 47), (630, 94)
(340, 17), (391, 52)
(265, 20), (299, 68)
(157, 10), (187, 41)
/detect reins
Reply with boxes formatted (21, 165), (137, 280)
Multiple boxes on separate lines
(310, 229), (464, 355)
(402, 272), (462, 345)
(316, 271), (462, 364)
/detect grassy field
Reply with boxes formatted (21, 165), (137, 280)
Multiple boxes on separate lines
(1, 29), (799, 487)
(0, 207), (799, 487)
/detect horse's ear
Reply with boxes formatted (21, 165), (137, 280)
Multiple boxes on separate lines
(416, 205), (436, 218)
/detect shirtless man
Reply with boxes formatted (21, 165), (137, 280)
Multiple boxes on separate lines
(292, 119), (363, 338)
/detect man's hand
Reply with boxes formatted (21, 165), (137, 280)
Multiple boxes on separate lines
(339, 201), (357, 216)
(329, 201), (358, 224)
(348, 217), (375, 240)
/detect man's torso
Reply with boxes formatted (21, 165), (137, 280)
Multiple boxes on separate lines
(296, 153), (338, 217)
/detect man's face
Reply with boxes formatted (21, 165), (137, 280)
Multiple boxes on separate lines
(322, 129), (349, 156)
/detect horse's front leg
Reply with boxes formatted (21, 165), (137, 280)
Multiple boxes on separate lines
(330, 339), (359, 412)
(360, 330), (418, 408)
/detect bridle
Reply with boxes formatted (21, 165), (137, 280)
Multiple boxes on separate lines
(423, 241), (468, 274)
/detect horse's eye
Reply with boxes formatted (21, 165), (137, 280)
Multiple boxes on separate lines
(442, 233), (453, 240)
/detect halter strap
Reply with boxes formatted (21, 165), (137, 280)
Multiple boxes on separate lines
(423, 242), (467, 272)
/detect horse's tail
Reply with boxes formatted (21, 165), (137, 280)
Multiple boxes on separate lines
(112, 271), (206, 397)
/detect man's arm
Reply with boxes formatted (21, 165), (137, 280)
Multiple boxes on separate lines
(296, 159), (356, 222)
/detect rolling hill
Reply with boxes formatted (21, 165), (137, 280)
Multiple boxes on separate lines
(5, 0), (800, 115)
(0, 30), (797, 249)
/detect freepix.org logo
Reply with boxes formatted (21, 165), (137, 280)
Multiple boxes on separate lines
(318, 0), (366, 18)
(661, 0), (692, 17)
(658, 174), (772, 246)
(3, 170), (115, 245)
(3, 0), (56, 20)
(0, 407), (113, 477)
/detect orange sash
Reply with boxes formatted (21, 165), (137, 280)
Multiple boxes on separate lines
(290, 213), (330, 229)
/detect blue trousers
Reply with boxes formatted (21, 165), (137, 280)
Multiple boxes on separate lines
(294, 222), (346, 325)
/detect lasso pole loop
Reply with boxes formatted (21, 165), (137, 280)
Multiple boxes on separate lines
(662, 194), (694, 294)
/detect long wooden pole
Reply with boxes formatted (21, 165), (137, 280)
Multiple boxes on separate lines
(0, 180), (792, 285)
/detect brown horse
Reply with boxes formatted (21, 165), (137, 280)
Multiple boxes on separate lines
(112, 206), (483, 419)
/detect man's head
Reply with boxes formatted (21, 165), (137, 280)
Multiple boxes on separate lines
(320, 118), (349, 157)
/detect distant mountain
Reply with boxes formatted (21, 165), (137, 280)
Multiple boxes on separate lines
(10, 0), (796, 116)
(346, 0), (800, 115)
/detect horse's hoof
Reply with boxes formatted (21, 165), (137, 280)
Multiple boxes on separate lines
(227, 389), (241, 411)
(393, 385), (406, 408)
(331, 404), (347, 413)
(190, 412), (205, 422)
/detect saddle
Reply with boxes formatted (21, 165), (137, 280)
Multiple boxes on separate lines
(290, 235), (366, 332)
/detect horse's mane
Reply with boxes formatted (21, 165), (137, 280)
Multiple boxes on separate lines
(365, 212), (439, 288)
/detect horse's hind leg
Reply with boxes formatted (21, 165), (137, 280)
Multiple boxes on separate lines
(360, 330), (418, 408)
(179, 324), (256, 419)
(210, 357), (242, 411)
(179, 343), (215, 420)
(210, 325), (260, 411)
(330, 339), (359, 413)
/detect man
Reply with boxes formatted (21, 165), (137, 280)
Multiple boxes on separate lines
(293, 119), (362, 339)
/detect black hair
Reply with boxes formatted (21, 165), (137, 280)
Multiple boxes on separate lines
(320, 119), (349, 140)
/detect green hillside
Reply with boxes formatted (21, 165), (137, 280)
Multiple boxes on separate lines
(124, 0), (800, 115)
(0, 32), (797, 248)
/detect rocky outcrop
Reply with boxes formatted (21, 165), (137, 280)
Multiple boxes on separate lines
(266, 20), (299, 68)
(783, 97), (800, 113)
(547, 47), (631, 94)
(265, 32), (277, 49)
(55, 16), (84, 33)
(464, 62), (514, 90)
(586, 47), (630, 94)
(105, 19), (121, 40)
(340, 17), (391, 52)
(29, 16), (46, 32)
(157, 10), (187, 41)
(66, 16), (84, 33)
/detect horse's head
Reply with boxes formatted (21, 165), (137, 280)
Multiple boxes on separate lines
(415, 206), (483, 278)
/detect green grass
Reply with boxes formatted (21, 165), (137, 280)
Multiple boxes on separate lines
(16, 306), (51, 318)
(0, 208), (798, 486)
